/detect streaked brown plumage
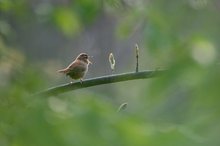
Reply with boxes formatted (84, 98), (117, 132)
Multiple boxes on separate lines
(58, 53), (92, 82)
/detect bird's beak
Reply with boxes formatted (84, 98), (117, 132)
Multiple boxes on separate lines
(88, 59), (92, 64)
(88, 56), (93, 64)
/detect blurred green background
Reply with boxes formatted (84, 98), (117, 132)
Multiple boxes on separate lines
(1, 0), (220, 146)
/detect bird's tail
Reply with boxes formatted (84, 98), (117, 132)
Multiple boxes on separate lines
(57, 68), (68, 74)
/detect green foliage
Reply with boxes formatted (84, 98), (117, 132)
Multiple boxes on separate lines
(1, 0), (220, 146)
(72, 0), (101, 24)
(52, 7), (81, 36)
(0, 0), (29, 19)
(50, 0), (102, 36)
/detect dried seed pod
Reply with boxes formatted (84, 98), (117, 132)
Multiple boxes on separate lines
(109, 53), (115, 72)
(117, 102), (128, 112)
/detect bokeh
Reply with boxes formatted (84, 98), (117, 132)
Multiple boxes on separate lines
(1, 0), (220, 146)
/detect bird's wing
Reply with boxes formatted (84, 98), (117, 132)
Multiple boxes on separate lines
(68, 61), (86, 71)
(67, 60), (77, 69)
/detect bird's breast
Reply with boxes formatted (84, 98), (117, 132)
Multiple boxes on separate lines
(66, 62), (88, 79)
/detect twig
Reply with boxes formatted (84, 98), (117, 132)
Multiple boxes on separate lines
(34, 70), (165, 97)
(135, 44), (139, 72)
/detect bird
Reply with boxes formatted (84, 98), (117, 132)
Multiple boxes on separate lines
(58, 53), (92, 83)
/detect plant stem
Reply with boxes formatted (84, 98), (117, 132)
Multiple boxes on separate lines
(34, 70), (165, 97)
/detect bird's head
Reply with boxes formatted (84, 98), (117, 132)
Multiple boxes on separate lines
(76, 53), (92, 64)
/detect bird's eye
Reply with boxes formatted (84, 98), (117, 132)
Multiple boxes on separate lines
(80, 54), (88, 59)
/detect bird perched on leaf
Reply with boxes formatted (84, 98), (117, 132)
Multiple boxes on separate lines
(58, 53), (92, 83)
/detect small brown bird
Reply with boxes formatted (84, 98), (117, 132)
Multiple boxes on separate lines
(58, 53), (92, 82)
